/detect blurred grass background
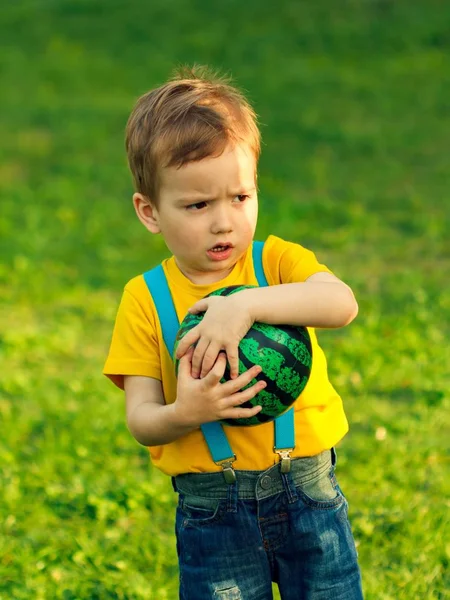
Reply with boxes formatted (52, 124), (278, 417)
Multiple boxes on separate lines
(0, 0), (449, 598)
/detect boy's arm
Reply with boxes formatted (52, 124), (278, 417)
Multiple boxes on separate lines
(243, 272), (358, 328)
(176, 272), (358, 379)
(124, 351), (266, 447)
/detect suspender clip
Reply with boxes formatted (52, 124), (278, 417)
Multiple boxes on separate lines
(275, 449), (293, 473)
(215, 456), (237, 484)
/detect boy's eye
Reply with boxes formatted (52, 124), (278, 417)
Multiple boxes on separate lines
(186, 201), (208, 210)
(186, 195), (249, 210)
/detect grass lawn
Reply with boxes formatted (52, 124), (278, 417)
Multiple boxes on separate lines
(0, 1), (449, 598)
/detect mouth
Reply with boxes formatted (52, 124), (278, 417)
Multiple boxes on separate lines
(209, 242), (233, 253)
(207, 243), (234, 261)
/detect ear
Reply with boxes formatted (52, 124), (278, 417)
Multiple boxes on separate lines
(133, 193), (161, 234)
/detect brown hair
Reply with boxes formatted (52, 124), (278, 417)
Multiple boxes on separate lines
(125, 65), (261, 204)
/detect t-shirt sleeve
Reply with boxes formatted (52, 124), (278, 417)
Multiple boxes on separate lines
(103, 282), (161, 389)
(263, 235), (333, 285)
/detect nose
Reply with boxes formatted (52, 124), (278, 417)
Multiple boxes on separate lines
(210, 203), (233, 234)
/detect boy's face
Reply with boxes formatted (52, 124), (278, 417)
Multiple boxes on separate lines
(136, 143), (258, 284)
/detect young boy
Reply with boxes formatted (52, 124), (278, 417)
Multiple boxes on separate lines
(104, 66), (363, 599)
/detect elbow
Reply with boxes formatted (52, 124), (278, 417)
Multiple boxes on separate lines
(340, 289), (359, 327)
(126, 408), (155, 447)
(343, 299), (358, 326)
(326, 287), (358, 328)
(127, 419), (150, 447)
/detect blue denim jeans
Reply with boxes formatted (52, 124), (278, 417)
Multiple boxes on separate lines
(173, 450), (363, 599)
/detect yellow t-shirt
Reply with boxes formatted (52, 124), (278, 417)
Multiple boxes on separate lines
(104, 235), (349, 475)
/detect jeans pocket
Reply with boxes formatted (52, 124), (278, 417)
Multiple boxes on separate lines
(177, 494), (224, 527)
(296, 467), (345, 509)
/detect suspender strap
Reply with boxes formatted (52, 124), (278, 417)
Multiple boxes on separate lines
(143, 264), (236, 478)
(143, 266), (179, 356)
(253, 241), (295, 469)
(274, 409), (295, 450)
(200, 422), (237, 484)
(252, 240), (268, 286)
(274, 409), (295, 472)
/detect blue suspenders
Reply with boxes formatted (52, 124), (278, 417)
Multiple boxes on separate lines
(143, 241), (295, 482)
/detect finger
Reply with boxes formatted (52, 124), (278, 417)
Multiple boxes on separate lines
(221, 364), (263, 395)
(188, 299), (209, 314)
(227, 379), (267, 407)
(176, 347), (194, 379)
(191, 338), (211, 378)
(221, 404), (263, 422)
(200, 342), (222, 378)
(204, 352), (227, 385)
(175, 327), (200, 359)
(225, 344), (240, 379)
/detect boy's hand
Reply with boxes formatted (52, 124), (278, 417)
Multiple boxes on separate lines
(175, 295), (253, 379)
(174, 348), (266, 427)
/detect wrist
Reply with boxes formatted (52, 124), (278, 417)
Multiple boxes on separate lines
(171, 397), (202, 430)
(237, 287), (262, 323)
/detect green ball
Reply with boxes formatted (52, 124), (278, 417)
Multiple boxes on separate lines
(174, 285), (312, 427)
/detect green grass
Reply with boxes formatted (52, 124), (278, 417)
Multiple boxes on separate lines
(1, 0), (449, 598)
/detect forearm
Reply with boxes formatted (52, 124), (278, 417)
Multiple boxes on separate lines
(242, 282), (358, 328)
(127, 401), (197, 447)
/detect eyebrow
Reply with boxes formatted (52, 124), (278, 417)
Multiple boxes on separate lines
(177, 187), (256, 204)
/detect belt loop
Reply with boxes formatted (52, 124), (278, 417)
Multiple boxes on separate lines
(331, 447), (337, 467)
(226, 480), (238, 513)
(281, 469), (298, 504)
